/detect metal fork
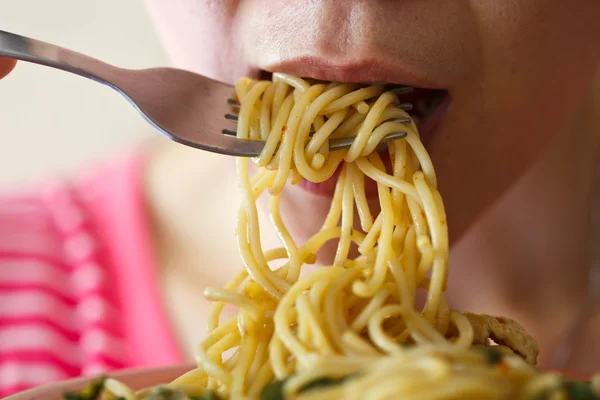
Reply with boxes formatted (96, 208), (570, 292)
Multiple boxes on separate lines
(0, 30), (411, 157)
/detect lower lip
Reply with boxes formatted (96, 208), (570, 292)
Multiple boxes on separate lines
(297, 94), (452, 198)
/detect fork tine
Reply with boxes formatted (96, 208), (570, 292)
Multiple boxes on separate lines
(328, 131), (407, 151)
(396, 102), (413, 111)
(224, 93), (410, 157)
(224, 113), (319, 133)
(222, 116), (412, 128)
(228, 98), (240, 110)
(389, 86), (414, 95)
(221, 130), (408, 153)
(229, 96), (413, 111)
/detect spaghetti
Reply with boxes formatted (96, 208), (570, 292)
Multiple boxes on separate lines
(75, 74), (600, 400)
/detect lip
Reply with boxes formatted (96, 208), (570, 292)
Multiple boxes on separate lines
(265, 56), (447, 90)
(297, 93), (452, 198)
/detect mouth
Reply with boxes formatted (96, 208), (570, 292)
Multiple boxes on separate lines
(257, 65), (451, 198)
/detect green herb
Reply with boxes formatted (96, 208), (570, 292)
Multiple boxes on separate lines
(260, 377), (290, 400)
(62, 379), (221, 400)
(299, 376), (348, 393)
(142, 387), (190, 400)
(564, 380), (599, 400)
(527, 379), (599, 400)
(476, 347), (503, 366)
(260, 373), (356, 400)
(527, 392), (549, 400)
(189, 390), (221, 400)
(63, 377), (106, 400)
(188, 392), (220, 400)
(139, 387), (222, 400)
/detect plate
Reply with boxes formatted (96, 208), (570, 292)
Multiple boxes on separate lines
(5, 364), (194, 400)
(5, 365), (590, 399)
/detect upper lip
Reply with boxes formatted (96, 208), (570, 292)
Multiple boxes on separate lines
(262, 56), (447, 89)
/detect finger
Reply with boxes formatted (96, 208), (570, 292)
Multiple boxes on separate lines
(0, 58), (17, 80)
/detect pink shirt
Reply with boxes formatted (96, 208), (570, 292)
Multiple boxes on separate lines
(0, 153), (184, 396)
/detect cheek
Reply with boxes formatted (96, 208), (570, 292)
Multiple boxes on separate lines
(472, 0), (600, 133)
(144, 0), (252, 83)
(433, 0), (600, 240)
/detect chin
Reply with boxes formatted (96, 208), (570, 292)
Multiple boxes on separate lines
(277, 183), (337, 263)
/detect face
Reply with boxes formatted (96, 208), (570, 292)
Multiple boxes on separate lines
(145, 0), (600, 242)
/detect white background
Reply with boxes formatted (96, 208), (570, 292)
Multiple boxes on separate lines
(0, 0), (167, 188)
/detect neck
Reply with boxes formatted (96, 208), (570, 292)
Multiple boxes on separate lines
(144, 140), (292, 355)
(145, 140), (246, 284)
(448, 73), (600, 368)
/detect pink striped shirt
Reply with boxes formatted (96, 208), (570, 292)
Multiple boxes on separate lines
(0, 153), (184, 396)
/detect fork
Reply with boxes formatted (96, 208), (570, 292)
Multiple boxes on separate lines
(0, 29), (411, 157)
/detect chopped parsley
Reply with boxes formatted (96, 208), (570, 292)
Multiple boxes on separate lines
(63, 381), (220, 400)
(189, 391), (222, 400)
(260, 377), (290, 400)
(138, 387), (221, 400)
(564, 380), (599, 400)
(299, 376), (350, 393)
(63, 378), (107, 400)
(528, 379), (599, 400)
(260, 374), (354, 400)
(476, 346), (504, 366)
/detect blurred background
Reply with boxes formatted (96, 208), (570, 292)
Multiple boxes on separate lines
(0, 0), (168, 189)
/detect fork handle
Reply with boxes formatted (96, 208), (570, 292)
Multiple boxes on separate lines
(0, 29), (120, 86)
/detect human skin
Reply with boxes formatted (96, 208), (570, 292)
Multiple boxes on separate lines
(0, 58), (16, 79)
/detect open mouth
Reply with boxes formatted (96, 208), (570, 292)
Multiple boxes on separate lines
(258, 69), (450, 145)
(257, 70), (451, 198)
(399, 87), (450, 146)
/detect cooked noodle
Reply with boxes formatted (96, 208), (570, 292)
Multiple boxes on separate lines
(89, 74), (599, 400)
